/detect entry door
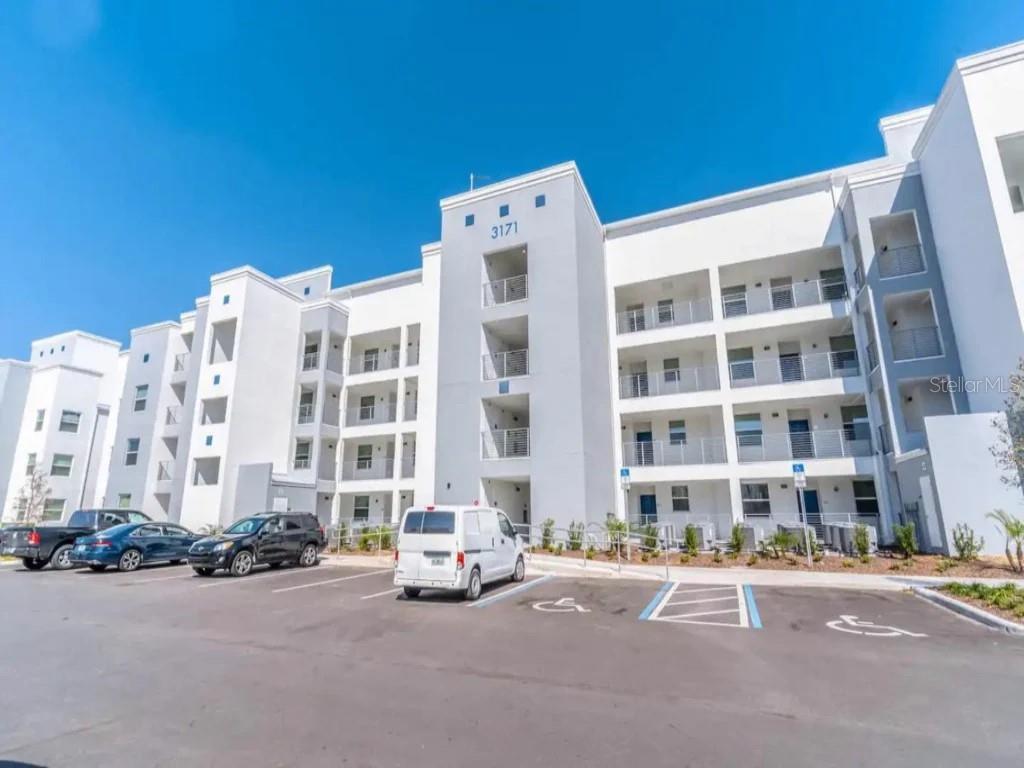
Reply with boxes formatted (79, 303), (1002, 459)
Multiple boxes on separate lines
(639, 495), (657, 525)
(635, 431), (654, 466)
(802, 490), (822, 535)
(788, 419), (813, 459)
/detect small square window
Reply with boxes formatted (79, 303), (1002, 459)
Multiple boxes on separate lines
(60, 345), (65, 351)
(213, 374), (221, 385)
(143, 353), (150, 363)
(124, 438), (140, 466)
(499, 204), (510, 218)
(465, 214), (475, 227)
(535, 194), (546, 208)
(117, 493), (132, 509)
(303, 286), (310, 296)
(205, 435), (213, 446)
(222, 295), (230, 305)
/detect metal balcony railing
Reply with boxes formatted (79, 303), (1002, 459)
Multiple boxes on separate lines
(483, 274), (528, 306)
(621, 437), (728, 467)
(877, 244), (925, 278)
(482, 428), (530, 459)
(619, 366), (719, 399)
(866, 341), (879, 372)
(345, 403), (398, 426)
(890, 326), (942, 361)
(165, 406), (180, 426)
(302, 351), (319, 371)
(156, 461), (174, 482)
(349, 349), (401, 374)
(482, 349), (529, 380)
(294, 457), (312, 470)
(340, 458), (395, 481)
(173, 353), (189, 373)
(297, 403), (315, 424)
(616, 298), (713, 334)
(728, 351), (860, 387)
(404, 398), (418, 421)
(400, 456), (416, 479)
(736, 429), (872, 462)
(721, 277), (848, 317)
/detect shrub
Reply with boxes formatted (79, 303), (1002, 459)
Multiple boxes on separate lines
(567, 521), (584, 551)
(554, 542), (564, 556)
(853, 525), (871, 559)
(541, 518), (556, 551)
(712, 547), (723, 564)
(952, 524), (983, 562)
(893, 523), (918, 560)
(935, 558), (955, 574)
(684, 524), (701, 556)
(640, 552), (650, 563)
(336, 521), (350, 551)
(640, 524), (659, 551)
(377, 526), (392, 551)
(841, 559), (855, 568)
(746, 554), (758, 567)
(765, 530), (797, 559)
(679, 553), (690, 564)
(729, 523), (745, 555)
(604, 518), (627, 554)
(945, 581), (1024, 616)
(357, 527), (374, 551)
(859, 554), (870, 565)
(585, 545), (596, 559)
(651, 548), (661, 560)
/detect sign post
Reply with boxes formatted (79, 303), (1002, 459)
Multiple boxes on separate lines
(792, 463), (812, 568)
(619, 468), (631, 564)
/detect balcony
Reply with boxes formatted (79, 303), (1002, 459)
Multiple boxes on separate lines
(302, 351), (320, 371)
(345, 402), (398, 427)
(482, 428), (530, 459)
(482, 349), (529, 380)
(341, 458), (395, 481)
(616, 298), (712, 335)
(736, 429), (872, 462)
(866, 341), (879, 372)
(728, 351), (860, 388)
(400, 455), (415, 479)
(297, 403), (315, 425)
(891, 326), (941, 361)
(294, 457), (312, 470)
(619, 366), (719, 399)
(877, 244), (925, 279)
(349, 348), (400, 375)
(621, 437), (727, 467)
(483, 274), (528, 306)
(173, 353), (189, 373)
(156, 461), (174, 482)
(165, 406), (181, 426)
(722, 277), (847, 318)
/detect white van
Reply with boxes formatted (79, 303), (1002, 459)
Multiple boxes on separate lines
(394, 505), (526, 601)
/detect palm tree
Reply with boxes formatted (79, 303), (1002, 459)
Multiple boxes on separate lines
(986, 509), (1024, 573)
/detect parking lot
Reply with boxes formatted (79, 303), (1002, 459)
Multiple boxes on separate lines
(1, 559), (1022, 767)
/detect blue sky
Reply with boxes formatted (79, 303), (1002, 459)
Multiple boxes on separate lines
(2, 1), (1023, 359)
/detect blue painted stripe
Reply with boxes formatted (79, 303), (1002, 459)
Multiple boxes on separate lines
(468, 574), (554, 608)
(743, 584), (762, 629)
(639, 581), (673, 621)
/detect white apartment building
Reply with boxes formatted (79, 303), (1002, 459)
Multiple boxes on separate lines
(4, 40), (1024, 555)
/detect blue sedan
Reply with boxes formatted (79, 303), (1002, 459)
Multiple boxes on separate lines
(69, 522), (202, 572)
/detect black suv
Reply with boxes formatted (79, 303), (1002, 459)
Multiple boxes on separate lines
(187, 512), (326, 577)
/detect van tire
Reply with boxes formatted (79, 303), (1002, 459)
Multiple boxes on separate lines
(403, 587), (421, 598)
(464, 568), (482, 601)
(512, 556), (525, 582)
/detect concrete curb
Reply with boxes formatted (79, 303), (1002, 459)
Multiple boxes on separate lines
(911, 586), (1024, 636)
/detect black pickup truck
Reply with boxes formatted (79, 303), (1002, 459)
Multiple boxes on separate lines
(1, 508), (152, 571)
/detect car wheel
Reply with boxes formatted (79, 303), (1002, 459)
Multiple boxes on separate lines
(22, 558), (45, 571)
(49, 544), (75, 571)
(230, 550), (254, 577)
(403, 587), (421, 598)
(464, 568), (482, 601)
(193, 567), (214, 576)
(512, 556), (525, 582)
(88, 564), (107, 572)
(118, 549), (143, 572)
(299, 543), (318, 568)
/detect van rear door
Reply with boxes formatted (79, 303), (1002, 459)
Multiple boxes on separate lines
(398, 509), (459, 584)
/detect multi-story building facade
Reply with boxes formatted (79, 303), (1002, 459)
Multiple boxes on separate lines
(3, 40), (1024, 554)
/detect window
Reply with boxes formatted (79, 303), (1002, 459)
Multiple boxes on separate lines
(213, 374), (221, 385)
(286, 518), (302, 531)
(117, 493), (132, 509)
(728, 348), (755, 383)
(465, 214), (475, 227)
(853, 480), (879, 516)
(668, 420), (687, 446)
(133, 524), (161, 537)
(356, 444), (373, 469)
(303, 286), (310, 296)
(42, 498), (65, 522)
(143, 353), (150, 363)
(722, 285), (748, 317)
(359, 395), (376, 420)
(59, 410), (81, 433)
(125, 438), (140, 466)
(50, 454), (74, 477)
(127, 511), (149, 524)
(657, 299), (674, 325)
(193, 457), (220, 486)
(294, 440), (312, 469)
(353, 495), (370, 521)
(134, 385), (149, 412)
(222, 294), (230, 305)
(741, 483), (771, 517)
(671, 485), (690, 512)
(25, 453), (37, 475)
(499, 204), (510, 218)
(34, 409), (45, 432)
(499, 514), (516, 538)
(735, 413), (763, 448)
(205, 435), (213, 446)
(663, 357), (680, 384)
(535, 194), (546, 208)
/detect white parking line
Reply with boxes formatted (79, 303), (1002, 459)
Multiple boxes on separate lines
(271, 569), (392, 594)
(122, 572), (196, 585)
(197, 567), (325, 590)
(361, 587), (402, 600)
(646, 582), (751, 628)
(664, 595), (739, 608)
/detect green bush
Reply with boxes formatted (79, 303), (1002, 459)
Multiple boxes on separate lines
(567, 521), (584, 551)
(640, 524), (659, 551)
(679, 553), (690, 564)
(684, 524), (700, 555)
(541, 518), (556, 551)
(358, 527), (374, 551)
(952, 523), (983, 561)
(729, 523), (745, 555)
(336, 521), (350, 551)
(853, 525), (871, 559)
(765, 530), (797, 559)
(945, 582), (1024, 616)
(893, 522), (917, 560)
(585, 545), (596, 559)
(712, 547), (723, 564)
(604, 518), (627, 554)
(987, 510), (1024, 572)
(746, 554), (758, 567)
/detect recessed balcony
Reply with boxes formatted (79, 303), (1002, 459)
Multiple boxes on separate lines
(619, 366), (719, 399)
(728, 351), (860, 387)
(481, 427), (530, 459)
(722, 276), (847, 318)
(736, 429), (872, 462)
(483, 349), (529, 380)
(621, 437), (727, 466)
(616, 298), (713, 335)
(482, 245), (528, 307)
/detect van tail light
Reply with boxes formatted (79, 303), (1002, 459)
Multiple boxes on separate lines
(394, 549), (399, 564)
(456, 551), (465, 570)
(27, 531), (41, 546)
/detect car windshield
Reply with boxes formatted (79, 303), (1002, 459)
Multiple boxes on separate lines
(224, 517), (264, 535)
(403, 510), (455, 535)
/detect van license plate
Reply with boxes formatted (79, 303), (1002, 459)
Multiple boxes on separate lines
(431, 558), (444, 566)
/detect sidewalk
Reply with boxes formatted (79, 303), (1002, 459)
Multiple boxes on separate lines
(524, 553), (1024, 592)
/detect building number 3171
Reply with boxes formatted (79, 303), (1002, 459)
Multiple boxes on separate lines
(491, 221), (518, 239)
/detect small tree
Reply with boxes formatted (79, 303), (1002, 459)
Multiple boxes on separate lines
(987, 509), (1024, 573)
(853, 524), (871, 561)
(729, 523), (745, 555)
(893, 522), (918, 560)
(684, 524), (700, 556)
(541, 518), (556, 551)
(11, 471), (50, 524)
(567, 521), (584, 551)
(991, 357), (1024, 489)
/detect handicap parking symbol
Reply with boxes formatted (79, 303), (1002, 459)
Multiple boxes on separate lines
(532, 597), (591, 614)
(826, 614), (926, 638)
